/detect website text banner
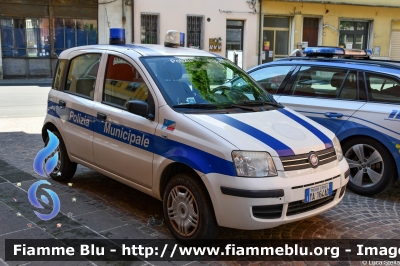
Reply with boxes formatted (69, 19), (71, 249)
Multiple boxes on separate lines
(5, 239), (400, 261)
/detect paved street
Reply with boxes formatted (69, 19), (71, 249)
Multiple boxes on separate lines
(0, 84), (399, 266)
(0, 82), (51, 118)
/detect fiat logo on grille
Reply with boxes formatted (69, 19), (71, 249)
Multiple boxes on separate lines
(309, 153), (319, 168)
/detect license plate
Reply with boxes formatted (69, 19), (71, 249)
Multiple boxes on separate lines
(305, 182), (333, 203)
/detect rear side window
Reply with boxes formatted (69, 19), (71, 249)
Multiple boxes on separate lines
(53, 59), (66, 91)
(249, 65), (292, 94)
(290, 66), (348, 98)
(338, 71), (358, 100)
(366, 72), (400, 104)
(65, 53), (101, 99)
(103, 55), (148, 107)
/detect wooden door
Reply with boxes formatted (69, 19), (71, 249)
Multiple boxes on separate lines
(303, 18), (319, 47)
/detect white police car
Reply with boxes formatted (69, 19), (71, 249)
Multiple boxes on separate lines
(248, 47), (400, 196)
(42, 31), (349, 241)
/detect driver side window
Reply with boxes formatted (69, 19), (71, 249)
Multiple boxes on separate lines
(291, 66), (348, 98)
(249, 65), (292, 94)
(103, 55), (149, 107)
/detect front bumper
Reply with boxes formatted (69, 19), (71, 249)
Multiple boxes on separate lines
(200, 158), (349, 230)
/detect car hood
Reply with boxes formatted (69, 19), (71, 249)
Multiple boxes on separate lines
(184, 107), (335, 157)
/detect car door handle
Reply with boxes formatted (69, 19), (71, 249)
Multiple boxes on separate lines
(97, 112), (107, 121)
(59, 100), (66, 108)
(324, 112), (343, 118)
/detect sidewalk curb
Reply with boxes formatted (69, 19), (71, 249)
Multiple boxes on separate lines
(0, 79), (52, 85)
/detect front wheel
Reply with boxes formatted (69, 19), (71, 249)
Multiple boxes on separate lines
(45, 131), (77, 182)
(342, 137), (396, 196)
(163, 173), (219, 242)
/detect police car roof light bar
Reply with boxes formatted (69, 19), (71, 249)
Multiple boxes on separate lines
(110, 28), (126, 45)
(164, 30), (181, 48)
(303, 46), (371, 59)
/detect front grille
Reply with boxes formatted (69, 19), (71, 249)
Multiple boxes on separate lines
(252, 204), (283, 219)
(286, 190), (337, 216)
(292, 175), (339, 190)
(281, 147), (337, 171)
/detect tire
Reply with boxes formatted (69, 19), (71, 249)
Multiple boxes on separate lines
(45, 131), (77, 182)
(163, 173), (219, 242)
(342, 137), (396, 196)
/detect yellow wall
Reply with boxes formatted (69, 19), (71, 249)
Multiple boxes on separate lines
(393, 21), (400, 31)
(280, 0), (400, 8)
(262, 0), (400, 57)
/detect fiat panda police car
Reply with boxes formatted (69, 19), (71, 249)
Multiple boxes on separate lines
(42, 30), (349, 241)
(248, 47), (400, 196)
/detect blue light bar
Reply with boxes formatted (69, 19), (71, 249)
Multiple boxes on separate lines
(303, 47), (345, 56)
(109, 28), (125, 45)
(303, 46), (371, 59)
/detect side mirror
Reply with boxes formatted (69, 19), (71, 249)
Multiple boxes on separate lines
(126, 100), (155, 120)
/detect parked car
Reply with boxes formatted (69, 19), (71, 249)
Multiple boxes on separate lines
(248, 47), (400, 196)
(42, 34), (349, 241)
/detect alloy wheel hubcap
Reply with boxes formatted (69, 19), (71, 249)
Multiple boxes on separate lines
(167, 185), (199, 237)
(345, 144), (384, 188)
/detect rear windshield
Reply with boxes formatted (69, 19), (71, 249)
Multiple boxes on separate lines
(140, 56), (276, 107)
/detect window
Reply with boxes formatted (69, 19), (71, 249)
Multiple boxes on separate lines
(338, 71), (358, 100)
(65, 53), (101, 99)
(141, 14), (158, 44)
(53, 59), (66, 91)
(366, 72), (400, 104)
(339, 21), (369, 49)
(141, 56), (274, 107)
(103, 55), (148, 107)
(187, 16), (203, 49)
(262, 16), (290, 63)
(54, 18), (98, 56)
(290, 66), (348, 98)
(226, 20), (243, 51)
(263, 17), (289, 28)
(249, 65), (292, 94)
(1, 18), (50, 57)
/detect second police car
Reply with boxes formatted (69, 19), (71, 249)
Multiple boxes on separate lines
(248, 47), (400, 196)
(42, 30), (349, 241)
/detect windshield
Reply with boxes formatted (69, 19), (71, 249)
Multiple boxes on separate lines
(140, 56), (277, 108)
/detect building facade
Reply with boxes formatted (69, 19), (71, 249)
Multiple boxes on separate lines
(0, 0), (399, 79)
(0, 0), (98, 79)
(98, 0), (260, 71)
(260, 0), (400, 63)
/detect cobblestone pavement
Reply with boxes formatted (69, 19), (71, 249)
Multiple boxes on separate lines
(0, 116), (399, 266)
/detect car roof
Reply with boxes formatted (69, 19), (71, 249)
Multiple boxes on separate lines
(58, 44), (218, 59)
(251, 57), (400, 76)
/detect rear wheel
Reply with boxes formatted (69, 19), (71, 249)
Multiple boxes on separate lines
(342, 137), (396, 196)
(45, 131), (77, 181)
(163, 173), (219, 242)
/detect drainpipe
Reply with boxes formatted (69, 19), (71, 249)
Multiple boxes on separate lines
(122, 0), (126, 28)
(258, 0), (262, 65)
(0, 31), (3, 79)
(131, 0), (135, 43)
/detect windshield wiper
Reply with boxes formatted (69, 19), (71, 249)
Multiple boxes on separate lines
(219, 104), (260, 111)
(172, 103), (219, 109)
(235, 100), (283, 108)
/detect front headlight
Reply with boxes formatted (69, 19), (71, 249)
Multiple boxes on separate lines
(333, 137), (344, 161)
(232, 151), (277, 177)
